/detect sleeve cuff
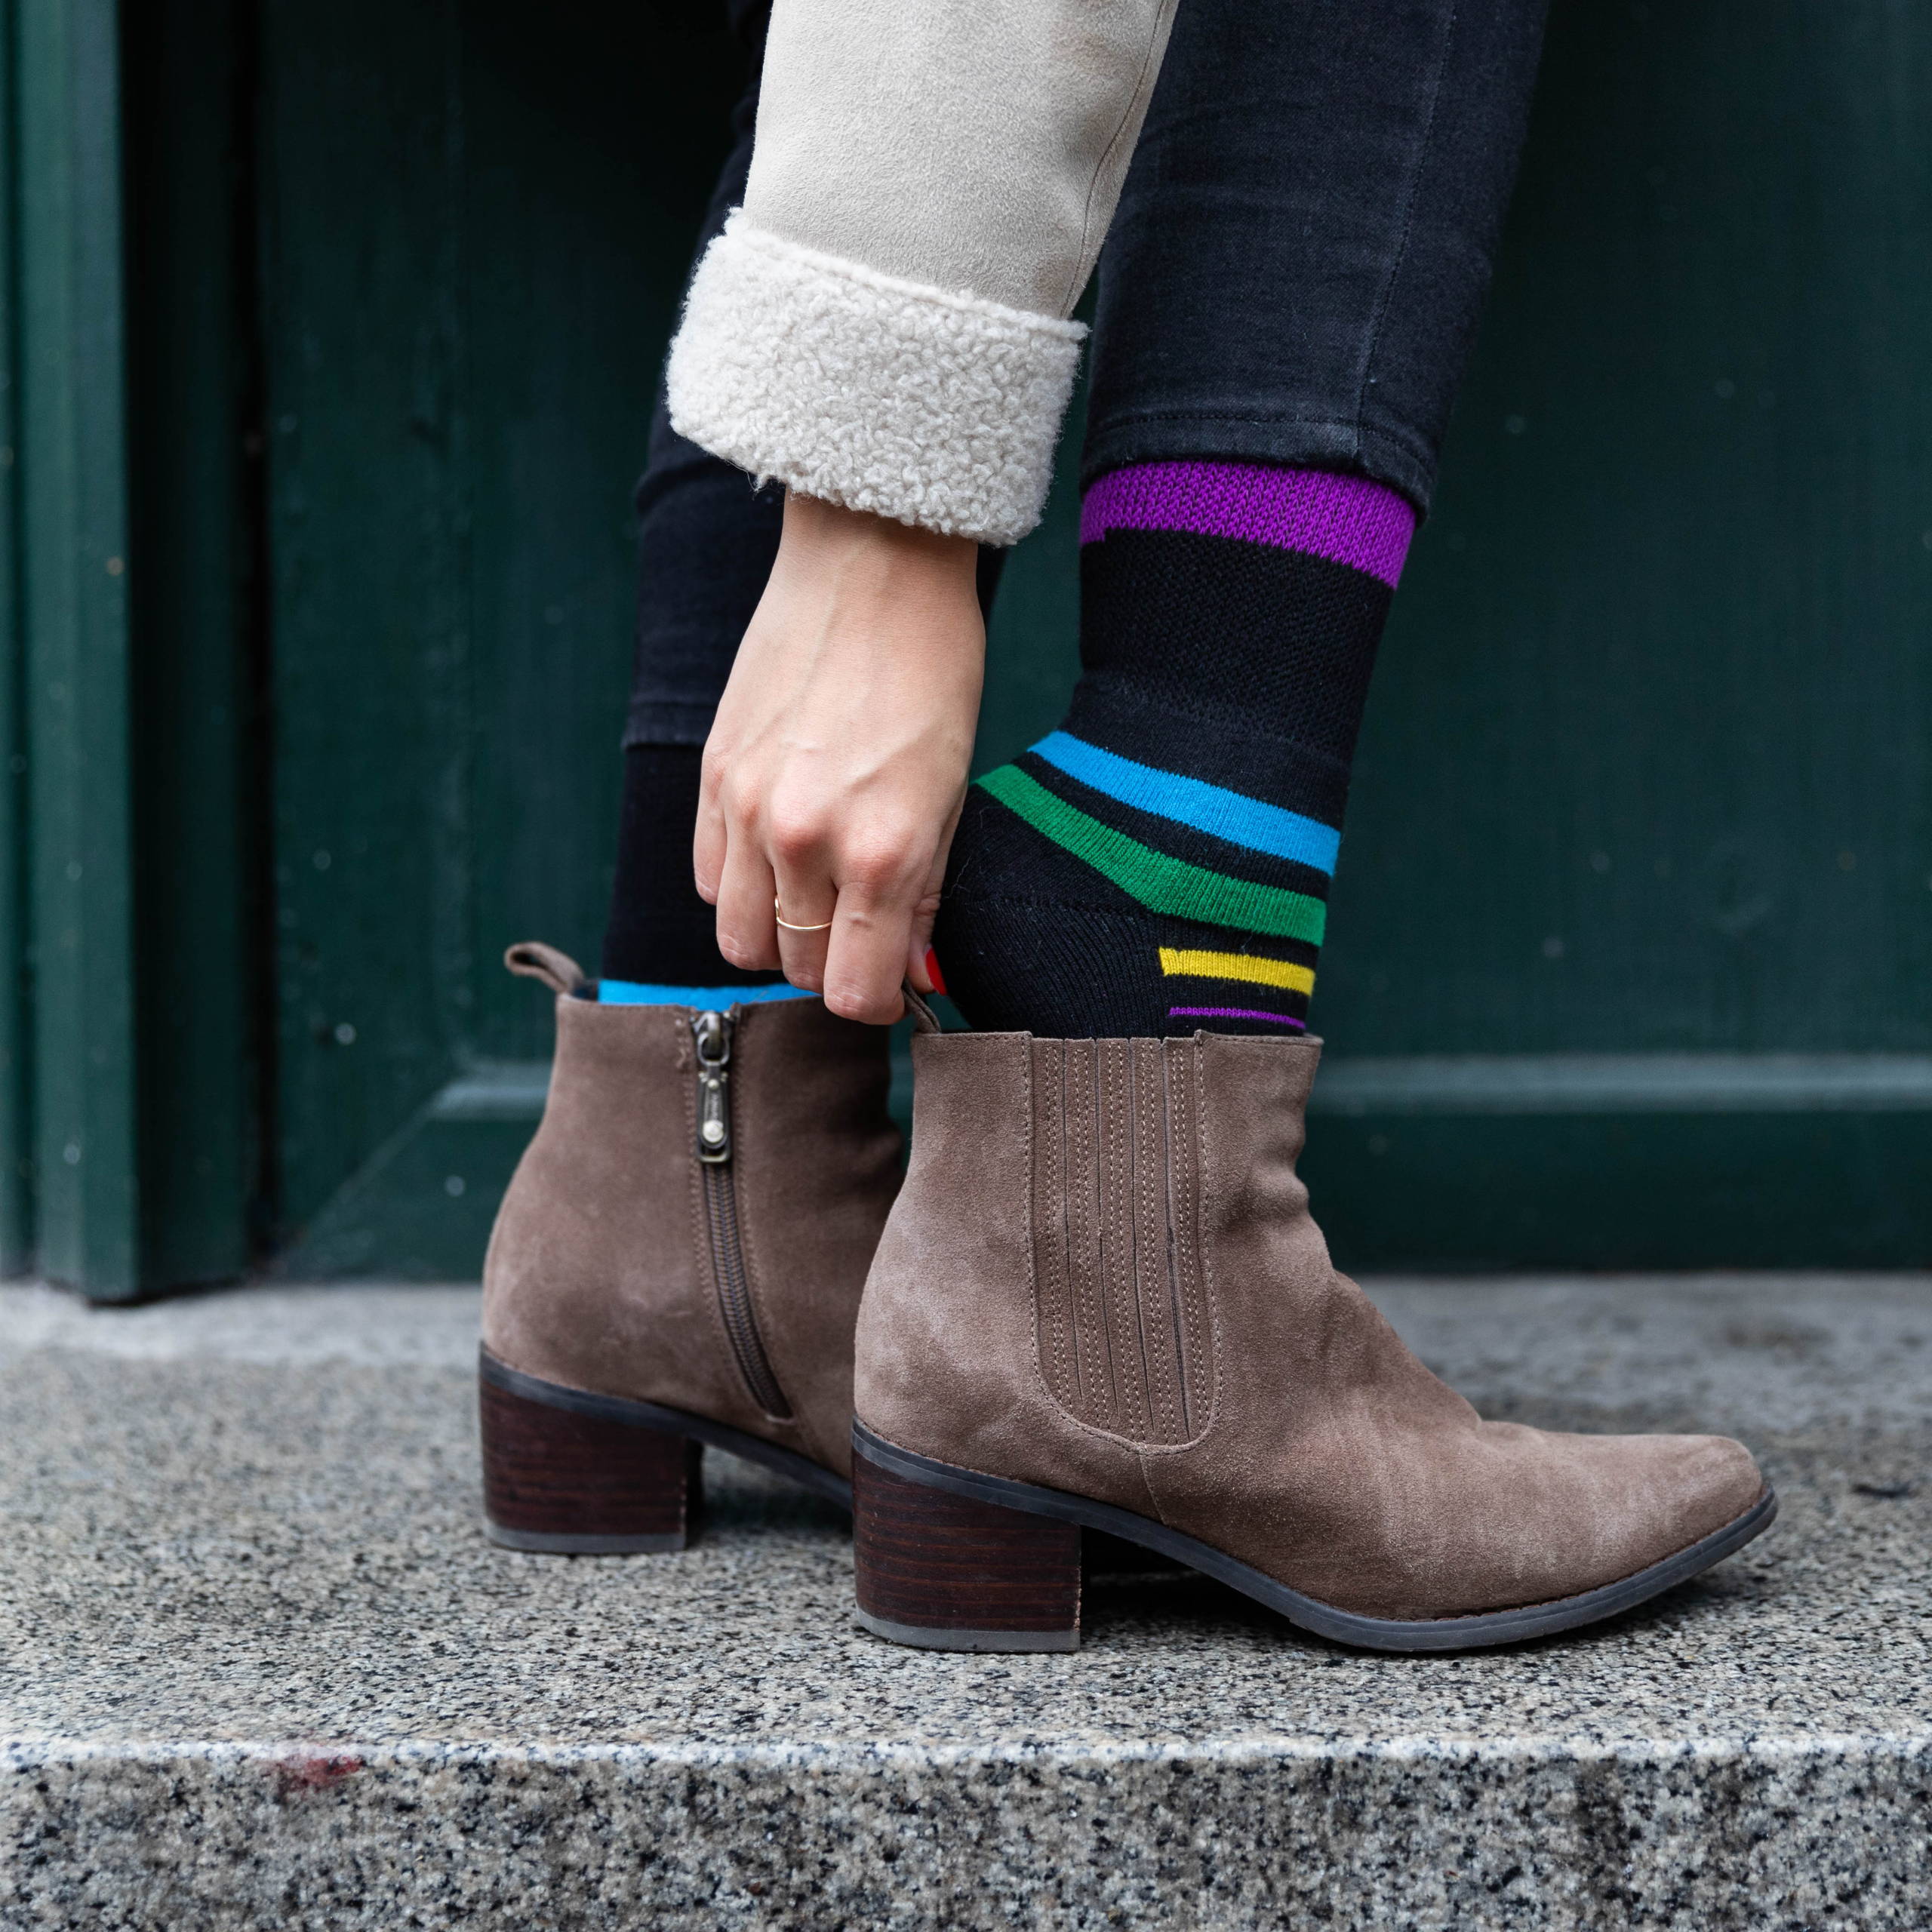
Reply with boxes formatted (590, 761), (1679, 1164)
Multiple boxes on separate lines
(665, 214), (1086, 546)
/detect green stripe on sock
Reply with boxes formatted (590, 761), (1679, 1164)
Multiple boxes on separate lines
(976, 764), (1328, 946)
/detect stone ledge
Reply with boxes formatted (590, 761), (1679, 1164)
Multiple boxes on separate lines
(4, 1277), (1930, 1930)
(14, 1736), (1932, 1930)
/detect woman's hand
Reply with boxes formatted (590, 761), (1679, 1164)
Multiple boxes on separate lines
(695, 492), (986, 1023)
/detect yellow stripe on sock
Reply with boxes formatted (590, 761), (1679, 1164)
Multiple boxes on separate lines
(1158, 947), (1316, 995)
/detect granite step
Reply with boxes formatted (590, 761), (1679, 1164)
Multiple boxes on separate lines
(4, 1274), (1929, 1930)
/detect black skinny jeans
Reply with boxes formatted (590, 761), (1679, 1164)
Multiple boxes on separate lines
(624, 0), (1549, 747)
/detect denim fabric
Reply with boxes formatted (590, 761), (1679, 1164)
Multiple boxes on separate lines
(1084, 0), (1549, 512)
(623, 0), (1547, 744)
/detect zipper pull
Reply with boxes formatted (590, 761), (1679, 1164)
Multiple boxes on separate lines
(693, 1010), (734, 1164)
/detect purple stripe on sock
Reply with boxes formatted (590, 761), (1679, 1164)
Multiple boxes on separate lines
(1081, 461), (1415, 587)
(1168, 1005), (1308, 1029)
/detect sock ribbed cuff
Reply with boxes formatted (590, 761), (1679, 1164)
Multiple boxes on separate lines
(1079, 460), (1415, 586)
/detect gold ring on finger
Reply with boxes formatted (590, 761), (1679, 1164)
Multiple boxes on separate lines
(774, 897), (835, 933)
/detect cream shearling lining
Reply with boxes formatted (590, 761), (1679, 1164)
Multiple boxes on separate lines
(666, 214), (1086, 546)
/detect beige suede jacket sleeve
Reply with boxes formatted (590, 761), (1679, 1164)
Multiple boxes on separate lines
(665, 0), (1180, 546)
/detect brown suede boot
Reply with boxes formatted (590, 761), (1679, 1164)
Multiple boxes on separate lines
(851, 1002), (1774, 1651)
(480, 943), (900, 1552)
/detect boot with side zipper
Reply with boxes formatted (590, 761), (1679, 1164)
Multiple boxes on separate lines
(479, 943), (899, 1552)
(850, 998), (1774, 1651)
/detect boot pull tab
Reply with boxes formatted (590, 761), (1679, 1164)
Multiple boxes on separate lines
(901, 982), (943, 1035)
(504, 942), (586, 997)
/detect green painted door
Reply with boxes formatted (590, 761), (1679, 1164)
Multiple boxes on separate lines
(254, 0), (749, 1272)
(4, 0), (1930, 1294)
(1302, 0), (1932, 1263)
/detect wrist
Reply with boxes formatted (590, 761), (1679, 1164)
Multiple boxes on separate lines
(779, 490), (981, 590)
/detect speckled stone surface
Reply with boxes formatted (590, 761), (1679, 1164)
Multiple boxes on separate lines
(4, 1275), (1929, 1930)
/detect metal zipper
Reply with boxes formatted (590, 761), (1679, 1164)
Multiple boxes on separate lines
(693, 1010), (792, 1419)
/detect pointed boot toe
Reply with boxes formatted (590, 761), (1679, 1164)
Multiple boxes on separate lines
(478, 944), (900, 1552)
(1494, 1426), (1770, 1606)
(851, 1016), (1775, 1653)
(1607, 1429), (1770, 1571)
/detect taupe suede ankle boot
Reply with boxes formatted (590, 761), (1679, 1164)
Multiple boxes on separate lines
(480, 944), (899, 1552)
(851, 1003), (1774, 1652)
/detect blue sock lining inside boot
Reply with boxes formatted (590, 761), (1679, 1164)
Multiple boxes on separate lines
(598, 979), (814, 1007)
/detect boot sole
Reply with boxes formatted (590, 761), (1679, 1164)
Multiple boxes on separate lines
(479, 1349), (849, 1552)
(851, 1421), (1777, 1654)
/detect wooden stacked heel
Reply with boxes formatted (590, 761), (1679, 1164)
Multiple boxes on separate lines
(480, 1369), (703, 1553)
(852, 1444), (1082, 1652)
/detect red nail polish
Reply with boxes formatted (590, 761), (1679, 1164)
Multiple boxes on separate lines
(923, 946), (947, 996)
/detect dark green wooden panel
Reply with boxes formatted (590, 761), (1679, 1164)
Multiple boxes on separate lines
(16, 0), (139, 1294)
(457, 0), (743, 1064)
(260, 0), (746, 1265)
(271, 1062), (540, 1278)
(122, 0), (259, 1284)
(1304, 1057), (1932, 1269)
(0, 0), (33, 1276)
(1323, 0), (1932, 1058)
(6, 0), (266, 1297)
(259, 0), (472, 1240)
(249, 0), (1932, 1275)
(1297, 0), (1932, 1263)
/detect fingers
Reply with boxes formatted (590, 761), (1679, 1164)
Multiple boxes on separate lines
(711, 764), (840, 984)
(764, 801), (913, 1018)
(712, 827), (780, 974)
(692, 752), (728, 908)
(905, 891), (943, 995)
(772, 860), (835, 992)
(764, 789), (836, 990)
(709, 778), (952, 1017)
(903, 797), (958, 997)
(821, 889), (912, 1026)
(817, 828), (924, 1022)
(776, 808), (957, 1019)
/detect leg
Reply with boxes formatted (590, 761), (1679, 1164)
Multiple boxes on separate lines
(854, 3), (1774, 1653)
(479, 3), (903, 1547)
(935, 0), (1550, 1038)
(603, 25), (1008, 1000)
(599, 5), (801, 1004)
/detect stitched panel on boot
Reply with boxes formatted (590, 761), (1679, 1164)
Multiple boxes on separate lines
(1031, 1037), (1080, 1417)
(1100, 1040), (1153, 1437)
(1066, 1039), (1119, 1426)
(1030, 1036), (1213, 1447)
(1161, 1035), (1212, 1440)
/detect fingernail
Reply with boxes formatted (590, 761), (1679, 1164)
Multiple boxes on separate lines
(923, 946), (948, 996)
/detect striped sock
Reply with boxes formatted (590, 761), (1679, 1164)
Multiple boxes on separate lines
(935, 460), (1414, 1038)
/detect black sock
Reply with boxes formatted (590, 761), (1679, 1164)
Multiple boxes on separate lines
(599, 743), (789, 996)
(934, 460), (1414, 1038)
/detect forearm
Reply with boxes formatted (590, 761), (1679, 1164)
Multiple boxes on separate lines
(667, 0), (1180, 545)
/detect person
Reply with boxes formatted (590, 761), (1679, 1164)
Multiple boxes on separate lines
(476, 0), (1774, 1648)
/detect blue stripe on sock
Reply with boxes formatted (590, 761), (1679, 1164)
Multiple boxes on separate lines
(598, 980), (814, 1007)
(1029, 731), (1341, 875)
